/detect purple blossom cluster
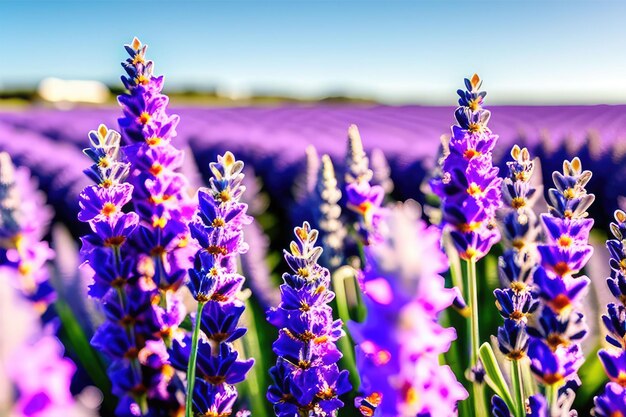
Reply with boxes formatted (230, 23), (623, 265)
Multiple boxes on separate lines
(7, 334), (77, 417)
(0, 152), (77, 417)
(431, 74), (503, 261)
(527, 158), (593, 406)
(79, 125), (177, 416)
(117, 36), (196, 344)
(0, 152), (55, 309)
(171, 151), (253, 416)
(267, 222), (351, 416)
(344, 125), (385, 246)
(593, 209), (626, 416)
(494, 146), (541, 363)
(350, 202), (467, 417)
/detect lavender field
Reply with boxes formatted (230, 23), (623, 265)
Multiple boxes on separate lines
(2, 104), (625, 229)
(2, 101), (626, 416)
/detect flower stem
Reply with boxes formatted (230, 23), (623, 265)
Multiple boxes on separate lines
(512, 359), (525, 417)
(546, 383), (559, 416)
(467, 258), (487, 416)
(186, 301), (205, 417)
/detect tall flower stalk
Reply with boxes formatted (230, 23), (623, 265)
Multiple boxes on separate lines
(350, 202), (467, 416)
(267, 222), (351, 416)
(431, 74), (502, 413)
(593, 209), (626, 416)
(0, 152), (55, 310)
(115, 37), (197, 413)
(171, 151), (253, 417)
(527, 158), (593, 414)
(491, 146), (541, 417)
(117, 35), (195, 339)
(80, 125), (176, 415)
(344, 125), (385, 246)
(0, 152), (78, 417)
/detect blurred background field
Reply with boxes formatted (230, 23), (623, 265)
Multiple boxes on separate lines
(2, 0), (626, 415)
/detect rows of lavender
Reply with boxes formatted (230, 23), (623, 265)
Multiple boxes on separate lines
(1, 39), (625, 417)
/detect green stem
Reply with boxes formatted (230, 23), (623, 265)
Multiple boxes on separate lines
(546, 383), (559, 416)
(467, 258), (487, 416)
(186, 301), (205, 417)
(331, 268), (359, 388)
(512, 359), (525, 417)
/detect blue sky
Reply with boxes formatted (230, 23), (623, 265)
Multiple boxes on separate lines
(2, 0), (626, 104)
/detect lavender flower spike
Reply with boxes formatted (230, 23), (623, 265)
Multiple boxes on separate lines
(116, 38), (197, 413)
(344, 125), (385, 245)
(431, 74), (503, 261)
(593, 209), (626, 415)
(80, 125), (175, 416)
(493, 146), (541, 415)
(267, 222), (351, 416)
(170, 151), (253, 417)
(430, 74), (502, 413)
(0, 152), (55, 310)
(350, 202), (467, 417)
(528, 157), (594, 413)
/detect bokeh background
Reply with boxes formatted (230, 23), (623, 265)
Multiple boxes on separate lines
(2, 0), (626, 415)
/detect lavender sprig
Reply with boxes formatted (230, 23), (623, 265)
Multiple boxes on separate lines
(267, 222), (351, 416)
(170, 151), (253, 417)
(116, 38), (197, 413)
(593, 209), (626, 416)
(344, 125), (385, 246)
(492, 147), (542, 414)
(527, 158), (593, 414)
(431, 74), (503, 414)
(0, 152), (55, 309)
(79, 125), (174, 416)
(350, 202), (467, 416)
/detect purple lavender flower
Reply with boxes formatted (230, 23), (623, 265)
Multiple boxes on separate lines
(7, 335), (77, 417)
(350, 202), (467, 416)
(344, 125), (385, 245)
(528, 339), (583, 386)
(593, 383), (626, 417)
(0, 152), (55, 309)
(171, 151), (253, 417)
(431, 74), (502, 261)
(267, 222), (351, 416)
(79, 125), (176, 416)
(593, 209), (626, 414)
(432, 75), (502, 258)
(117, 35), (195, 316)
(494, 146), (542, 387)
(526, 158), (593, 413)
(491, 394), (547, 417)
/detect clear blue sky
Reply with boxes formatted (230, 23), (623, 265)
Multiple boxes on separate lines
(2, 0), (626, 104)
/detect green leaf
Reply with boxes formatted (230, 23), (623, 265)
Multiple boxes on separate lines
(479, 342), (517, 415)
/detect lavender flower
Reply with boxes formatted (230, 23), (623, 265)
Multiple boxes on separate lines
(527, 158), (594, 411)
(344, 125), (385, 245)
(0, 152), (55, 309)
(593, 209), (626, 414)
(117, 35), (195, 322)
(350, 202), (467, 417)
(491, 146), (543, 415)
(431, 74), (502, 261)
(0, 153), (77, 417)
(79, 125), (176, 416)
(267, 222), (351, 416)
(7, 335), (77, 417)
(114, 38), (198, 413)
(171, 151), (253, 417)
